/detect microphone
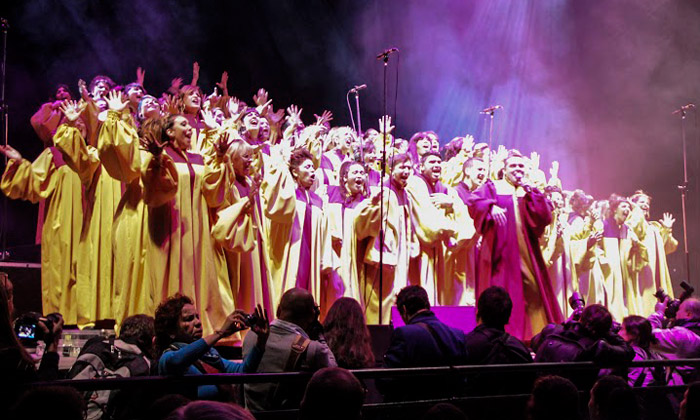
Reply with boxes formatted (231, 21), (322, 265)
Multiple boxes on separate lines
(376, 48), (399, 60)
(672, 103), (696, 115)
(480, 105), (503, 114)
(349, 84), (367, 94)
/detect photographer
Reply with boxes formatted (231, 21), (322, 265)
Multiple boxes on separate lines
(648, 297), (700, 382)
(0, 273), (64, 417)
(243, 288), (337, 411)
(535, 304), (634, 387)
(155, 294), (269, 400)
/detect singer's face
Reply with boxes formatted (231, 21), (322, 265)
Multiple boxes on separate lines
(633, 195), (651, 220)
(392, 161), (413, 189)
(421, 155), (442, 184)
(549, 192), (564, 209)
(344, 163), (366, 196)
(505, 156), (527, 186)
(415, 138), (432, 157)
(464, 159), (487, 188)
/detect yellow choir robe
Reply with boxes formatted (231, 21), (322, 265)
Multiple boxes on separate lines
(447, 182), (480, 306)
(259, 154), (335, 316)
(540, 211), (578, 318)
(323, 186), (370, 304)
(566, 214), (604, 309)
(405, 175), (460, 306)
(31, 103), (63, 146)
(97, 111), (154, 326)
(54, 124), (122, 327)
(1, 148), (82, 324)
(597, 216), (647, 321)
(628, 207), (677, 315)
(205, 156), (273, 314)
(357, 178), (420, 324)
(142, 145), (234, 336)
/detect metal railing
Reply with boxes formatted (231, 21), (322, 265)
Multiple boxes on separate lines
(32, 358), (700, 391)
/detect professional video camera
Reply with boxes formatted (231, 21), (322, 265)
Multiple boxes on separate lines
(654, 281), (695, 319)
(13, 312), (62, 346)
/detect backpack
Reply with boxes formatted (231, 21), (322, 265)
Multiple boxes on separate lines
(480, 329), (532, 364)
(67, 336), (151, 420)
(534, 332), (590, 362)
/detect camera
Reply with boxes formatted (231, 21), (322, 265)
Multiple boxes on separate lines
(243, 312), (259, 328)
(568, 292), (585, 322)
(655, 281), (695, 319)
(13, 312), (61, 346)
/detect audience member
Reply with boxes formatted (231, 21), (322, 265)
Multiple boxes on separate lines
(299, 367), (364, 420)
(535, 304), (633, 387)
(323, 297), (375, 368)
(243, 288), (337, 411)
(464, 286), (533, 394)
(147, 394), (192, 420)
(526, 375), (580, 420)
(0, 273), (63, 418)
(155, 294), (269, 400)
(421, 403), (469, 420)
(649, 297), (700, 383)
(67, 314), (155, 420)
(616, 315), (671, 387)
(9, 386), (84, 420)
(165, 401), (255, 420)
(588, 375), (641, 420)
(680, 381), (700, 420)
(379, 285), (467, 401)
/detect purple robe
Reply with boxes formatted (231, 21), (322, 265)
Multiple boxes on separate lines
(467, 180), (563, 339)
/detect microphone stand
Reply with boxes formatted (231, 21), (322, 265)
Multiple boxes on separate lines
(0, 18), (8, 261)
(378, 54), (388, 325)
(355, 90), (363, 162)
(675, 106), (691, 284)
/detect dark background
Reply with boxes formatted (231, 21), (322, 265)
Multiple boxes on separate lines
(1, 0), (699, 292)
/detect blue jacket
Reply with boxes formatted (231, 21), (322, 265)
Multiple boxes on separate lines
(159, 339), (263, 400)
(380, 311), (468, 400)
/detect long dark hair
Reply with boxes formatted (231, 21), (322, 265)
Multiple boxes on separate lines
(154, 294), (193, 357)
(323, 298), (375, 369)
(622, 315), (656, 349)
(0, 277), (33, 364)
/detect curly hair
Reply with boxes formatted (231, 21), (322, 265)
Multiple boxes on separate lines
(289, 147), (314, 173)
(154, 294), (193, 356)
(323, 298), (375, 369)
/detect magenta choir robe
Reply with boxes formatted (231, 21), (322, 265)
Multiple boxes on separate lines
(467, 179), (563, 339)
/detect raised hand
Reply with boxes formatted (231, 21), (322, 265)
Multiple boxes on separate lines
(462, 134), (475, 154)
(59, 100), (88, 122)
(227, 97), (247, 122)
(315, 110), (333, 127)
(378, 115), (394, 134)
(105, 91), (128, 112)
(139, 131), (167, 156)
(494, 145), (508, 162)
(0, 145), (22, 161)
(250, 304), (270, 349)
(529, 151), (540, 170)
(491, 205), (507, 227)
(78, 79), (91, 101)
(200, 109), (220, 130)
(550, 160), (559, 179)
(191, 61), (200, 86)
(253, 88), (269, 107)
(286, 105), (303, 125)
(661, 212), (676, 229)
(213, 131), (231, 158)
(136, 67), (146, 86)
(216, 71), (229, 95)
(170, 77), (183, 93)
(162, 94), (180, 115)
